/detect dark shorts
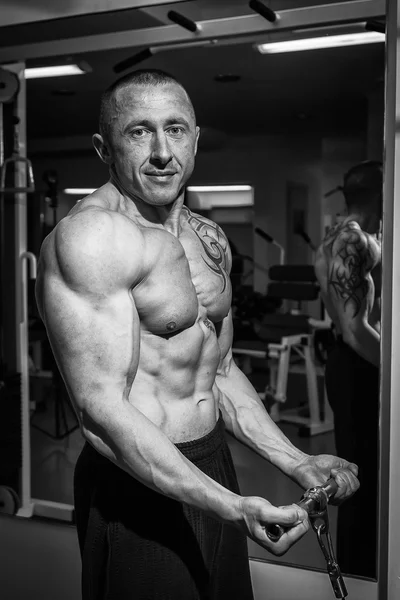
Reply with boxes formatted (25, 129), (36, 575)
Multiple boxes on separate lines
(325, 336), (379, 578)
(74, 415), (254, 600)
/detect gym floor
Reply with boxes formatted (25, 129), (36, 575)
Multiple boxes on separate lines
(29, 365), (337, 574)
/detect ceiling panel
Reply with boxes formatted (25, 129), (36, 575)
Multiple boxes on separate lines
(25, 39), (384, 141)
(0, 8), (164, 48)
(142, 0), (361, 23)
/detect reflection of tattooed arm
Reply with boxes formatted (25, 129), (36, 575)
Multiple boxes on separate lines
(183, 206), (232, 293)
(327, 223), (380, 365)
(328, 227), (375, 318)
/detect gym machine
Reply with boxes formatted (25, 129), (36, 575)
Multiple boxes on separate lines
(233, 228), (334, 436)
(30, 170), (79, 441)
(0, 66), (77, 521)
(0, 65), (36, 515)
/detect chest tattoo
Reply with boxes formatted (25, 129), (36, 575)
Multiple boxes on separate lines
(185, 212), (229, 293)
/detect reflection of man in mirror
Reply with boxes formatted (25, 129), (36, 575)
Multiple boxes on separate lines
(315, 160), (382, 578)
(36, 69), (359, 599)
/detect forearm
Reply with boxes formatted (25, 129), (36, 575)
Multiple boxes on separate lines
(81, 398), (242, 525)
(343, 322), (380, 367)
(215, 363), (308, 478)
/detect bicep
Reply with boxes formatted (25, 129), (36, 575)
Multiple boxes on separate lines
(42, 275), (140, 422)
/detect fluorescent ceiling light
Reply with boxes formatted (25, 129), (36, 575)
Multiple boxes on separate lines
(187, 185), (252, 192)
(257, 31), (384, 54)
(25, 64), (87, 79)
(186, 186), (254, 209)
(65, 185), (252, 196)
(64, 188), (96, 195)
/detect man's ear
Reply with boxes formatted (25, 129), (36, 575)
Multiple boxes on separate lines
(92, 133), (113, 165)
(194, 126), (200, 156)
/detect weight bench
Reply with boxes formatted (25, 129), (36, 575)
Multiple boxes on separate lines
(233, 265), (334, 437)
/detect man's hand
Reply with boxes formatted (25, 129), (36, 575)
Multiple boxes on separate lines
(239, 496), (309, 556)
(290, 454), (360, 505)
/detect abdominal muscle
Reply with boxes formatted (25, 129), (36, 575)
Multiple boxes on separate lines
(128, 316), (222, 443)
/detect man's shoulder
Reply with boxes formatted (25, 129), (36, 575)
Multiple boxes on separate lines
(322, 219), (358, 242)
(181, 206), (232, 273)
(41, 207), (144, 286)
(322, 220), (367, 252)
(322, 220), (379, 270)
(181, 205), (228, 246)
(58, 205), (142, 248)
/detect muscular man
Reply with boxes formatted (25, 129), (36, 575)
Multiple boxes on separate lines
(315, 160), (382, 578)
(36, 69), (358, 599)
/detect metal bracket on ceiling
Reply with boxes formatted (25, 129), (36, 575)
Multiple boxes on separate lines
(167, 10), (201, 34)
(249, 0), (279, 24)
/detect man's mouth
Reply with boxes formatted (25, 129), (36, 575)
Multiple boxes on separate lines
(144, 172), (177, 185)
(145, 172), (177, 177)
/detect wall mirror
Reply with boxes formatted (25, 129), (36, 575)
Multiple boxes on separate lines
(0, 2), (388, 598)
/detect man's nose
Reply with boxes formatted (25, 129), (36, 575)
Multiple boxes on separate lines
(150, 132), (173, 165)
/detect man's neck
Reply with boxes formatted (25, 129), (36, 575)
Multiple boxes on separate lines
(154, 197), (185, 237)
(346, 212), (380, 236)
(109, 169), (185, 237)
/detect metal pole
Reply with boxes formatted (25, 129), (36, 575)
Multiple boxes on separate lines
(0, 100), (4, 381)
(6, 62), (35, 518)
(379, 0), (400, 597)
(0, 103), (4, 168)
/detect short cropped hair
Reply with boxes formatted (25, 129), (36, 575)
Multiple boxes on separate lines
(99, 68), (195, 142)
(342, 160), (383, 209)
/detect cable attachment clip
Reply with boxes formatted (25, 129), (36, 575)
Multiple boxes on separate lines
(310, 508), (348, 599)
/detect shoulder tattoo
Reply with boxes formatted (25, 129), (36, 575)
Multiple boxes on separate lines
(328, 224), (376, 318)
(183, 207), (230, 293)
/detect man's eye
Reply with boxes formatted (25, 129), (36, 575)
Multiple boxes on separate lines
(131, 129), (148, 138)
(168, 127), (185, 137)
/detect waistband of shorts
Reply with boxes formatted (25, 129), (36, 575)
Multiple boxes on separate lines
(175, 413), (225, 462)
(334, 334), (379, 370)
(81, 412), (226, 468)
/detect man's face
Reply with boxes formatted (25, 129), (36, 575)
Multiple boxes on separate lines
(106, 83), (199, 206)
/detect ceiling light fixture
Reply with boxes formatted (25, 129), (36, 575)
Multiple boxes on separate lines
(257, 30), (384, 54)
(63, 188), (96, 195)
(187, 185), (252, 192)
(25, 64), (88, 80)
